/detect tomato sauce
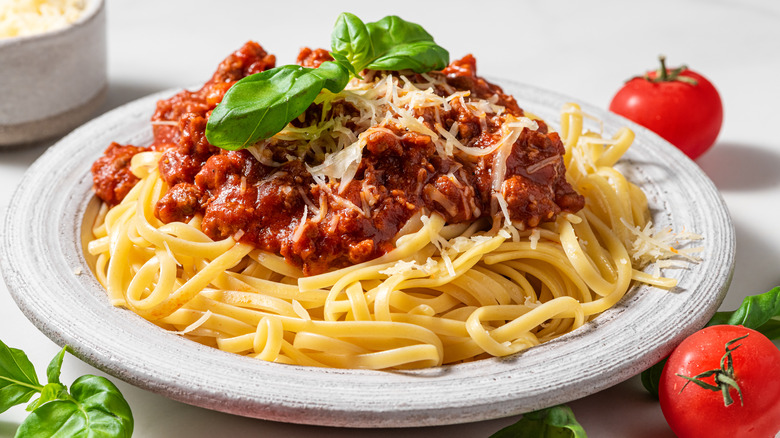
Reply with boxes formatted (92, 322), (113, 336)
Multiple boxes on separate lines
(91, 42), (583, 275)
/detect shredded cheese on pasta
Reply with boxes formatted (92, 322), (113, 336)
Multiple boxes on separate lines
(254, 72), (539, 228)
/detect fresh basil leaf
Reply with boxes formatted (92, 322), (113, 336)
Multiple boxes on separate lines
(753, 318), (780, 339)
(366, 15), (435, 53)
(310, 61), (353, 93)
(0, 339), (42, 414)
(205, 61), (350, 150)
(45, 347), (67, 386)
(331, 12), (373, 72)
(490, 405), (587, 438)
(368, 41), (450, 73)
(707, 286), (780, 338)
(640, 357), (666, 398)
(330, 52), (361, 78)
(25, 383), (68, 412)
(16, 375), (133, 438)
(365, 15), (449, 73)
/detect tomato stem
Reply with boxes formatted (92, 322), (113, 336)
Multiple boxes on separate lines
(639, 55), (698, 85)
(658, 55), (669, 81)
(676, 334), (747, 407)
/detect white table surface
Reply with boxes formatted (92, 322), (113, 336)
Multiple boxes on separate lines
(2, 0), (779, 436)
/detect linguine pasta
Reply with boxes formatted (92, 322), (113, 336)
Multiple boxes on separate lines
(87, 101), (698, 370)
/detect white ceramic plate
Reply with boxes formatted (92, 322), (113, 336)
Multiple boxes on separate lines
(1, 81), (734, 428)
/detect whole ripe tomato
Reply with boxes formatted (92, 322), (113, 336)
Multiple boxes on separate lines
(609, 56), (723, 160)
(659, 325), (780, 438)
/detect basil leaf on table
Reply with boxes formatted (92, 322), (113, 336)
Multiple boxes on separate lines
(16, 375), (134, 438)
(640, 356), (666, 397)
(45, 347), (66, 386)
(0, 341), (41, 413)
(707, 286), (780, 338)
(24, 382), (68, 413)
(0, 339), (134, 438)
(25, 347), (70, 412)
(205, 61), (350, 150)
(490, 405), (587, 438)
(641, 286), (780, 397)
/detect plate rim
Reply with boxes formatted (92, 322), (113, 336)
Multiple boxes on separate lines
(0, 79), (735, 427)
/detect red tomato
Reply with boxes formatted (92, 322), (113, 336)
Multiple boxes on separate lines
(659, 325), (780, 438)
(609, 56), (723, 160)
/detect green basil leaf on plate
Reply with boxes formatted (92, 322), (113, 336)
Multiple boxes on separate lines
(331, 12), (373, 73)
(365, 15), (449, 73)
(205, 61), (350, 150)
(367, 40), (450, 73)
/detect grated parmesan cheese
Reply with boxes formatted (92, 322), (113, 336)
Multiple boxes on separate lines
(529, 228), (541, 250)
(263, 71), (545, 222)
(620, 218), (704, 269)
(379, 220), (516, 279)
(379, 257), (440, 277)
(291, 205), (309, 244)
(0, 0), (85, 38)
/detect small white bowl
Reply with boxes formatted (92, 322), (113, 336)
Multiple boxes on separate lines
(0, 0), (106, 147)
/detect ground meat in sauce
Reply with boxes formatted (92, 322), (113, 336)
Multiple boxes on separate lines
(296, 47), (333, 68)
(91, 142), (146, 206)
(91, 41), (584, 275)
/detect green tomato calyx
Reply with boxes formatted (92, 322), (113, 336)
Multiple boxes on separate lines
(675, 333), (747, 407)
(646, 55), (698, 85)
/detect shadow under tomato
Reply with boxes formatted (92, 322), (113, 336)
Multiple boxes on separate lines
(567, 376), (676, 438)
(697, 142), (780, 192)
(720, 218), (780, 311)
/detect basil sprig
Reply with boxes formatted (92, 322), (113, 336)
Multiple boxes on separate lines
(332, 13), (450, 74)
(641, 286), (780, 397)
(205, 13), (449, 151)
(0, 340), (133, 438)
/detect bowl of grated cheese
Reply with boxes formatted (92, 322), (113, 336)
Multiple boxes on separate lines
(0, 0), (105, 147)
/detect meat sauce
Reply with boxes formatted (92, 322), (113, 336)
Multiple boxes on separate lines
(91, 42), (584, 275)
